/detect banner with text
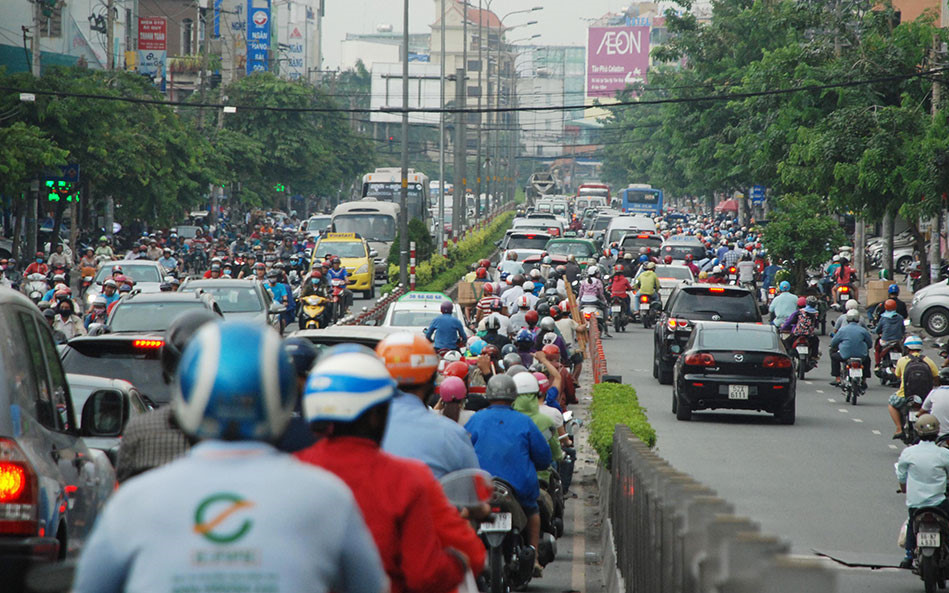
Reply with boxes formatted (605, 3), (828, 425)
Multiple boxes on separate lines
(138, 17), (166, 51)
(246, 0), (271, 74)
(586, 26), (650, 98)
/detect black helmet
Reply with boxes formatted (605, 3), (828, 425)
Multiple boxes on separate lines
(161, 310), (220, 384)
(486, 374), (517, 402)
(284, 337), (318, 377)
(535, 302), (551, 318)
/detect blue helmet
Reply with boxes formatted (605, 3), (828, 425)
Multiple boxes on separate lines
(779, 280), (791, 292)
(303, 349), (396, 423)
(469, 338), (486, 356)
(888, 283), (900, 296)
(174, 321), (296, 442)
(284, 337), (318, 377)
(639, 255), (648, 263)
(515, 328), (534, 344)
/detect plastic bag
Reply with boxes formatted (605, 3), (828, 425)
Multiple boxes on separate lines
(898, 519), (908, 548)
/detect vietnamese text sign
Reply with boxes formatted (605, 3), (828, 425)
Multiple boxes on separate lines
(587, 26), (650, 98)
(138, 17), (167, 51)
(246, 0), (271, 74)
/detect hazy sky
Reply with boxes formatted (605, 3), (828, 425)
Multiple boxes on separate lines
(321, 0), (628, 69)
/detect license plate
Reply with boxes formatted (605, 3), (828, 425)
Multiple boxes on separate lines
(910, 411), (919, 422)
(890, 352), (901, 361)
(918, 531), (940, 547)
(848, 368), (863, 379)
(611, 305), (621, 313)
(796, 345), (809, 355)
(728, 385), (749, 400)
(840, 294), (850, 301)
(479, 512), (512, 533)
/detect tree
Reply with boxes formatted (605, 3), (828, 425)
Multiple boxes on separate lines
(0, 122), (68, 196)
(762, 194), (846, 290)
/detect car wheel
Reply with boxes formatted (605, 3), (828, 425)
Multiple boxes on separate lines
(897, 256), (912, 275)
(364, 283), (375, 300)
(675, 394), (692, 421)
(652, 344), (660, 379)
(775, 397), (796, 425)
(924, 307), (949, 337)
(658, 360), (673, 385)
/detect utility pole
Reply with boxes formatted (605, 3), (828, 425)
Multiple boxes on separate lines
(452, 67), (465, 236)
(928, 39), (943, 285)
(460, 0), (468, 225)
(437, 0), (445, 253)
(104, 0), (116, 240)
(494, 32), (502, 204)
(398, 0), (409, 287)
(31, 0), (41, 76)
(475, 0), (483, 219)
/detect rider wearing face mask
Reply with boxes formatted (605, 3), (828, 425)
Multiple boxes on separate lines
(53, 300), (86, 340)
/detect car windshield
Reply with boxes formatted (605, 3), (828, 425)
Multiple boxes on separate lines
(662, 244), (706, 260)
(389, 310), (440, 327)
(536, 203), (553, 212)
(182, 286), (262, 313)
(61, 347), (168, 404)
(315, 241), (366, 259)
(670, 289), (760, 322)
(94, 264), (162, 284)
(507, 235), (551, 251)
(700, 328), (777, 350)
(307, 217), (332, 231)
(333, 214), (396, 242)
(652, 266), (692, 280)
(109, 302), (209, 332)
(546, 241), (594, 257)
(593, 217), (613, 231)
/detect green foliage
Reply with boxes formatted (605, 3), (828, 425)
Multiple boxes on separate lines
(762, 194), (846, 290)
(0, 122), (68, 196)
(589, 382), (656, 468)
(389, 218), (435, 266)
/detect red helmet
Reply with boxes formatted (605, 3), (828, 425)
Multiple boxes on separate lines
(532, 372), (550, 393)
(797, 296), (807, 308)
(549, 305), (562, 318)
(444, 360), (470, 380)
(310, 270), (322, 280)
(559, 299), (570, 313)
(525, 310), (539, 326)
(483, 282), (494, 295)
(479, 258), (491, 269)
(614, 264), (624, 273)
(541, 344), (560, 359)
(476, 267), (487, 279)
(664, 255), (673, 264)
(482, 344), (500, 360)
(884, 298), (898, 311)
(685, 254), (693, 262)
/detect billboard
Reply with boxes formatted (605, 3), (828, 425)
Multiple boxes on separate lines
(246, 0), (271, 74)
(138, 17), (166, 51)
(586, 26), (650, 98)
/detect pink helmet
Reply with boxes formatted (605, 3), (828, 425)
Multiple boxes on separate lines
(532, 372), (549, 393)
(438, 376), (467, 402)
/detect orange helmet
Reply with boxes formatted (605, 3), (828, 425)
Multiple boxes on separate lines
(444, 361), (470, 380)
(375, 332), (440, 386)
(884, 298), (898, 311)
(541, 344), (560, 359)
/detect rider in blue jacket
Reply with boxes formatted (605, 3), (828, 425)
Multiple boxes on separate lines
(424, 301), (467, 351)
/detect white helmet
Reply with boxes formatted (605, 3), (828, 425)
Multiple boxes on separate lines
(303, 350), (396, 423)
(513, 371), (539, 395)
(518, 295), (531, 309)
(845, 309), (860, 322)
(522, 281), (534, 293)
(845, 299), (859, 312)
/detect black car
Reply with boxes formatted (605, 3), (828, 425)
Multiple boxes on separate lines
(653, 284), (762, 384)
(61, 334), (172, 405)
(672, 322), (796, 424)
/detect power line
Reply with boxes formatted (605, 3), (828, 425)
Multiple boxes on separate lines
(1, 67), (945, 115)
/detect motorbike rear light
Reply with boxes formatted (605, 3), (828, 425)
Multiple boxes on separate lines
(839, 286), (850, 293)
(848, 360), (863, 369)
(691, 382), (705, 387)
(768, 287), (776, 295)
(0, 439), (38, 536)
(133, 339), (164, 349)
(728, 266), (737, 274)
(708, 287), (725, 293)
(640, 295), (650, 303)
(763, 355), (792, 369)
(583, 312), (592, 319)
(684, 353), (715, 366)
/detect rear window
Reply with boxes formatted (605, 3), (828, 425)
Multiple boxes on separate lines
(652, 266), (692, 281)
(662, 244), (706, 260)
(593, 217), (612, 231)
(109, 301), (208, 333)
(699, 328), (777, 350)
(389, 310), (439, 327)
(507, 235), (551, 251)
(670, 288), (760, 322)
(621, 236), (663, 251)
(181, 286), (262, 313)
(546, 241), (594, 257)
(94, 264), (163, 284)
(61, 341), (169, 404)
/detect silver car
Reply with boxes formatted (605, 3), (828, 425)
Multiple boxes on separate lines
(910, 282), (949, 336)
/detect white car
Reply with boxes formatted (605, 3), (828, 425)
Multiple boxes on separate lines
(84, 259), (166, 308)
(634, 264), (694, 302)
(499, 231), (552, 263)
(381, 291), (471, 337)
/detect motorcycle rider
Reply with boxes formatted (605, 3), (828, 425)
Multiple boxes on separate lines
(376, 333), (481, 479)
(832, 300), (867, 333)
(84, 296), (109, 329)
(921, 368), (949, 444)
(157, 248), (177, 273)
(769, 281), (797, 327)
(499, 250), (525, 276)
(24, 251), (49, 278)
(870, 283), (909, 323)
(737, 251), (756, 291)
(833, 256), (858, 302)
(424, 300), (467, 352)
(874, 298), (906, 369)
(465, 375), (553, 577)
(889, 336), (941, 440)
(895, 413), (949, 569)
(578, 266), (610, 337)
(326, 256), (353, 313)
(828, 308), (873, 387)
(632, 260), (661, 319)
(94, 236), (114, 260)
(263, 270), (290, 332)
(298, 349), (472, 593)
(53, 299), (86, 340)
(780, 296), (820, 355)
(74, 321), (386, 593)
(481, 314), (512, 350)
(563, 254), (581, 283)
(684, 253), (700, 277)
(48, 243), (71, 281)
(237, 253), (257, 278)
(609, 264), (633, 319)
(300, 269), (326, 298)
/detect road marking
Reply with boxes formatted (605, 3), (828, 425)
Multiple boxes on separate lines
(889, 444), (899, 450)
(827, 398), (836, 403)
(838, 408), (848, 413)
(872, 430), (882, 435)
(804, 380), (812, 385)
(852, 418), (863, 423)
(816, 389), (825, 394)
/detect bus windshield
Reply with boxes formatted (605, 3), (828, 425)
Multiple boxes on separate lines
(333, 215), (396, 242)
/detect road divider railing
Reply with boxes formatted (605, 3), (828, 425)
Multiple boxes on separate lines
(338, 285), (406, 326)
(598, 426), (837, 593)
(587, 318), (608, 384)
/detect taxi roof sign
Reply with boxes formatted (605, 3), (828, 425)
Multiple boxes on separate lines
(321, 232), (363, 241)
(398, 291), (451, 303)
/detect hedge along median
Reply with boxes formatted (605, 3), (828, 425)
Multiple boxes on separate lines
(589, 382), (657, 468)
(382, 211), (515, 293)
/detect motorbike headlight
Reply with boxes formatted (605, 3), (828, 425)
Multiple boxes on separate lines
(356, 264), (369, 275)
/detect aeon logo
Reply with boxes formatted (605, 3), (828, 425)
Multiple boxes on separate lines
(595, 29), (644, 55)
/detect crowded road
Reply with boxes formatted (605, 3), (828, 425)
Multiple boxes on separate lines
(602, 311), (931, 591)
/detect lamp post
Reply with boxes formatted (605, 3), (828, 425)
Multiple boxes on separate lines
(399, 0), (409, 287)
(506, 35), (539, 204)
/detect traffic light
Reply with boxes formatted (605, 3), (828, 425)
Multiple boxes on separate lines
(45, 180), (78, 202)
(274, 183), (286, 192)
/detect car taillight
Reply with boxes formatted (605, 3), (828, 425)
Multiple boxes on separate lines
(708, 287), (725, 293)
(133, 339), (164, 349)
(0, 438), (38, 536)
(763, 355), (792, 369)
(667, 318), (689, 330)
(684, 353), (715, 366)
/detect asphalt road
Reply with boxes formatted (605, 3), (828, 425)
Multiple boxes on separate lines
(601, 314), (932, 591)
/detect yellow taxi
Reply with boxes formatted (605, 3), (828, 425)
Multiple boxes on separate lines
(311, 232), (376, 298)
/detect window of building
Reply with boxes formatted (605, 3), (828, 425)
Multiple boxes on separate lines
(40, 5), (63, 38)
(182, 18), (194, 55)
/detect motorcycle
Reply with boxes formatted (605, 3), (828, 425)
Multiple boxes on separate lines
(910, 507), (949, 592)
(611, 295), (629, 333)
(902, 395), (926, 445)
(478, 478), (538, 593)
(639, 293), (660, 329)
(329, 278), (348, 321)
(298, 294), (331, 330)
(581, 302), (607, 335)
(23, 273), (48, 304)
(560, 411), (582, 493)
(834, 284), (853, 310)
(840, 357), (866, 405)
(726, 265), (739, 285)
(789, 335), (817, 379)
(878, 340), (902, 387)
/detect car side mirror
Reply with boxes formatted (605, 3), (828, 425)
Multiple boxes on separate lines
(369, 250), (379, 258)
(80, 390), (126, 438)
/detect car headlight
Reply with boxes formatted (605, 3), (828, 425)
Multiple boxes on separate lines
(356, 264), (369, 275)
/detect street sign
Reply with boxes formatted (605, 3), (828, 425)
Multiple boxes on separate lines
(751, 185), (765, 205)
(48, 163), (80, 183)
(246, 0), (271, 74)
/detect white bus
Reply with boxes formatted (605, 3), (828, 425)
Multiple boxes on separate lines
(361, 168), (430, 224)
(332, 199), (400, 281)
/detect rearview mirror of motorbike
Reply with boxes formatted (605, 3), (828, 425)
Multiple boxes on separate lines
(439, 469), (496, 508)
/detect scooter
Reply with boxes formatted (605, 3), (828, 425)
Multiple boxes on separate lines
(840, 357), (866, 405)
(479, 478), (536, 593)
(878, 340), (902, 387)
(789, 335), (817, 379)
(834, 284), (853, 310)
(910, 507), (949, 592)
(726, 265), (739, 285)
(611, 295), (629, 333)
(23, 273), (48, 304)
(298, 294), (331, 330)
(581, 302), (607, 335)
(639, 293), (660, 329)
(329, 278), (348, 321)
(902, 395), (926, 445)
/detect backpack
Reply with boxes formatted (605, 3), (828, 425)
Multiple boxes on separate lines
(793, 311), (815, 336)
(903, 355), (935, 398)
